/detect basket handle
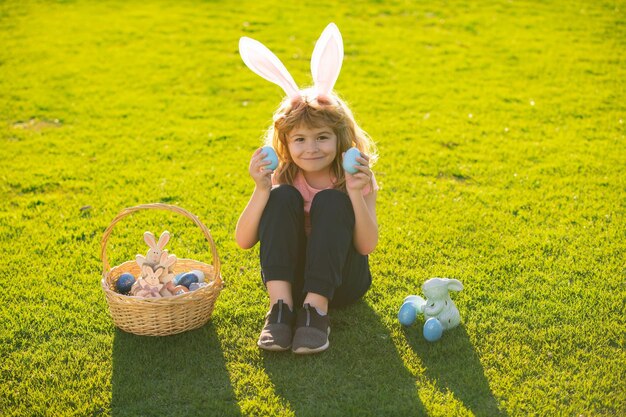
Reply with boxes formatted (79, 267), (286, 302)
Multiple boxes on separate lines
(100, 203), (221, 284)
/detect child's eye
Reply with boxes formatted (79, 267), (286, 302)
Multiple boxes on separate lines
(293, 137), (304, 142)
(317, 136), (328, 141)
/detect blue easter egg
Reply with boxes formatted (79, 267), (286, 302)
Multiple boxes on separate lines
(342, 147), (362, 174)
(261, 146), (278, 170)
(177, 273), (199, 289)
(398, 302), (418, 326)
(190, 269), (205, 283)
(173, 272), (186, 286)
(403, 295), (427, 314)
(423, 318), (444, 342)
(116, 273), (136, 294)
(189, 282), (208, 291)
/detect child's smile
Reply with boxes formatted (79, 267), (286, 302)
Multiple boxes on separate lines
(287, 126), (337, 175)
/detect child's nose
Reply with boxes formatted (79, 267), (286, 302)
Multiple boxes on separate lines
(306, 141), (319, 152)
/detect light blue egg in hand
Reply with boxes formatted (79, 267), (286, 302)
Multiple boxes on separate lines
(261, 146), (278, 170)
(423, 317), (444, 342)
(398, 302), (418, 326)
(342, 147), (362, 174)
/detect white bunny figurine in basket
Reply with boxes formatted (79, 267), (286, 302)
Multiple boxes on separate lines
(157, 250), (189, 296)
(136, 231), (187, 297)
(136, 231), (170, 269)
(131, 265), (164, 298)
(422, 278), (464, 330)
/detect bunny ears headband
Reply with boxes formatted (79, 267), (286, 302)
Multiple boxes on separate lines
(239, 23), (344, 103)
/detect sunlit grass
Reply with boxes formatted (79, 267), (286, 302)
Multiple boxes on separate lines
(1, 0), (624, 416)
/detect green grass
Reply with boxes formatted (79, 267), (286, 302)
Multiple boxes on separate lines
(1, 0), (624, 415)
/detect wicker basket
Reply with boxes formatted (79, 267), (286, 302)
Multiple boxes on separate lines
(100, 203), (223, 336)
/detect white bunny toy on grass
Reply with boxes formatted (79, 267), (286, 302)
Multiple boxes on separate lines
(422, 278), (464, 330)
(398, 277), (464, 342)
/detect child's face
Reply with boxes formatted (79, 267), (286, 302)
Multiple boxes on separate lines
(286, 125), (337, 174)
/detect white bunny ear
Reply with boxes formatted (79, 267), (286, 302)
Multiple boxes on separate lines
(446, 279), (464, 292)
(239, 37), (300, 99)
(311, 23), (344, 98)
(144, 232), (157, 249)
(157, 231), (170, 250)
(141, 264), (152, 277)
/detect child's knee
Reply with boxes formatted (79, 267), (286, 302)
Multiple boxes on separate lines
(310, 189), (352, 220)
(311, 189), (349, 208)
(269, 184), (304, 207)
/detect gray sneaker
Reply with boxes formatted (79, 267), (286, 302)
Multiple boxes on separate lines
(292, 303), (330, 354)
(258, 300), (295, 351)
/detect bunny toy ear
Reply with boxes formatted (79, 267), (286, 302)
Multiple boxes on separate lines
(311, 23), (344, 100)
(157, 231), (170, 250)
(144, 232), (157, 249)
(239, 37), (301, 99)
(446, 279), (464, 292)
(141, 264), (152, 277)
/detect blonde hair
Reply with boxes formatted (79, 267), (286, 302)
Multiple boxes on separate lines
(264, 88), (377, 191)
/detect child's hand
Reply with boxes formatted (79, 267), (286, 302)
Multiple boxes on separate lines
(249, 148), (274, 191)
(344, 152), (372, 193)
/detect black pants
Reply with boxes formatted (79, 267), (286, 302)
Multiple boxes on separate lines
(259, 185), (372, 308)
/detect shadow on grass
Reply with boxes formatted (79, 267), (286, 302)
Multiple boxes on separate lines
(404, 324), (508, 417)
(111, 324), (241, 417)
(262, 301), (428, 416)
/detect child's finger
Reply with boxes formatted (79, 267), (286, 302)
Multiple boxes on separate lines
(252, 151), (271, 167)
(254, 151), (268, 162)
(353, 163), (372, 176)
(355, 155), (370, 166)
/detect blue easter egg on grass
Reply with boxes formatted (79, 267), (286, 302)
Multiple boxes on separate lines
(261, 146), (278, 170)
(423, 318), (444, 342)
(177, 273), (199, 289)
(398, 302), (417, 326)
(342, 147), (362, 174)
(403, 295), (426, 314)
(116, 273), (135, 294)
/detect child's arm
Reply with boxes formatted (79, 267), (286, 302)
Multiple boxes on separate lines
(346, 153), (378, 255)
(235, 148), (273, 249)
(235, 187), (270, 249)
(348, 190), (378, 255)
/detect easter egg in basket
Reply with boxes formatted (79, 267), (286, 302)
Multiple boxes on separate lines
(116, 273), (136, 295)
(177, 272), (199, 289)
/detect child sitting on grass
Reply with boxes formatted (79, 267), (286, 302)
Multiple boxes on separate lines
(235, 23), (378, 354)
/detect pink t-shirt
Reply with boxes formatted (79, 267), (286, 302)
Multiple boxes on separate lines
(272, 171), (379, 236)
